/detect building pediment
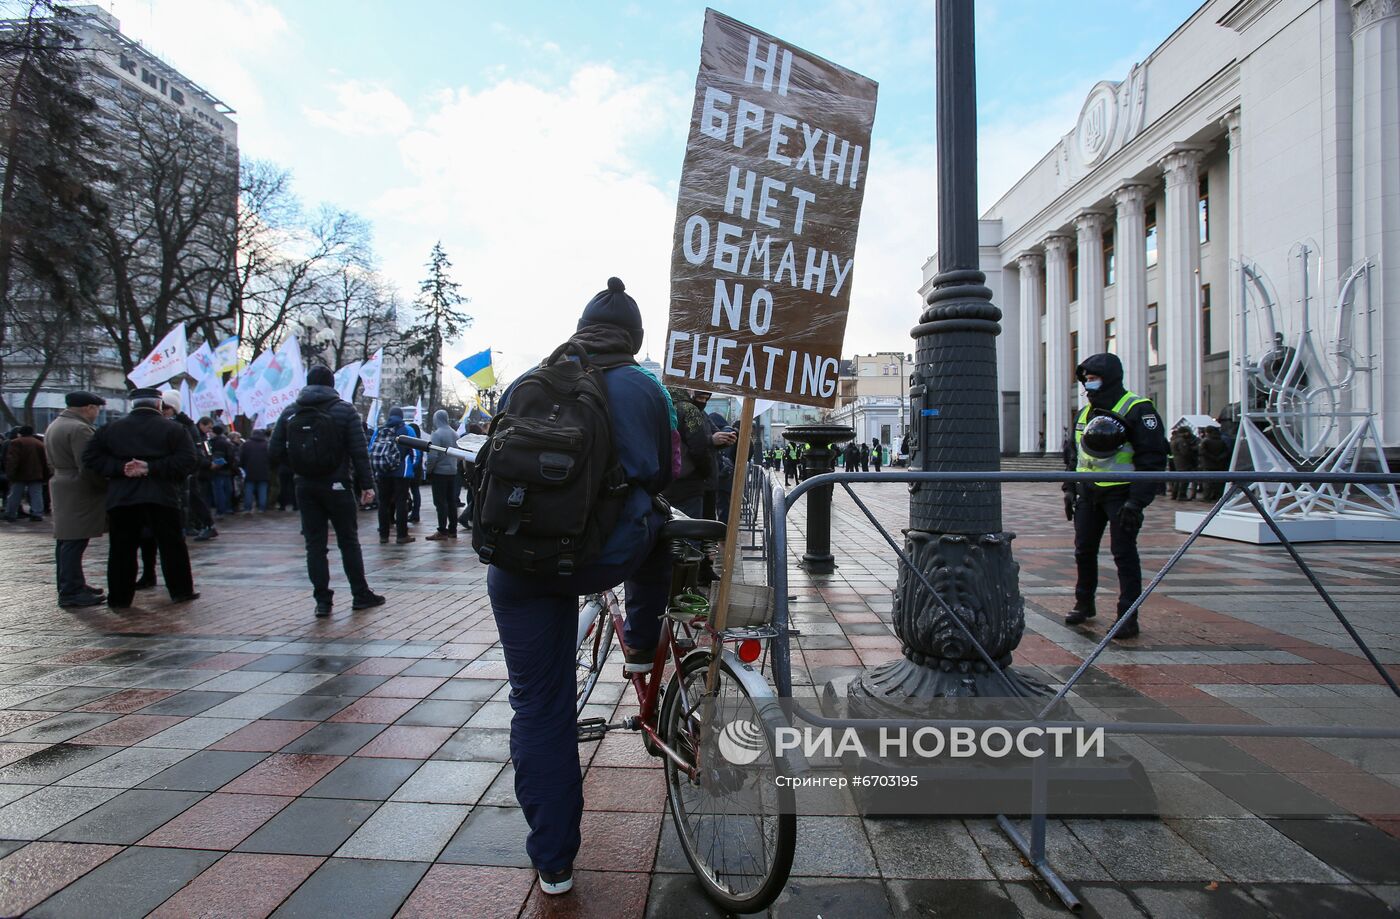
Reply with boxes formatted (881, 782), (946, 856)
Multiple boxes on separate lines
(1053, 64), (1149, 193)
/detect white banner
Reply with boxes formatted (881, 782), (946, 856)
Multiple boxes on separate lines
(186, 341), (216, 383)
(365, 398), (382, 430)
(360, 348), (384, 398)
(128, 323), (188, 389)
(334, 361), (362, 403)
(179, 379), (192, 418)
(413, 397), (424, 426)
(237, 350), (274, 421)
(255, 337), (306, 423)
(224, 377), (240, 418)
(191, 373), (229, 418)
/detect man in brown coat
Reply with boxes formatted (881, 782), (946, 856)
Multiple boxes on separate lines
(3, 424), (50, 521)
(46, 392), (109, 608)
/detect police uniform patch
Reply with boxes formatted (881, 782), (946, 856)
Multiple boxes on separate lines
(1144, 415), (1159, 430)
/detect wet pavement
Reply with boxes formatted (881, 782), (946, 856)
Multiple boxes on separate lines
(0, 477), (1397, 917)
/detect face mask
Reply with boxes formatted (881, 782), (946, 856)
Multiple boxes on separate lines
(1083, 380), (1102, 392)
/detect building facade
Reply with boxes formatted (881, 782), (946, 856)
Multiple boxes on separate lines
(828, 351), (912, 451)
(921, 0), (1399, 455)
(0, 4), (237, 427)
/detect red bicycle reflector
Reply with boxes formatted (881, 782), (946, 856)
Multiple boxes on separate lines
(738, 639), (762, 663)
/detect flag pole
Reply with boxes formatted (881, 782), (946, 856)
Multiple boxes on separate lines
(706, 395), (755, 693)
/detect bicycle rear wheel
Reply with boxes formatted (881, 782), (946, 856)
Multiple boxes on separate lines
(575, 593), (615, 714)
(661, 651), (795, 913)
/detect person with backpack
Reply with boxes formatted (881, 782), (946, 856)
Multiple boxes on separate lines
(270, 366), (385, 618)
(478, 277), (673, 896)
(368, 407), (423, 544)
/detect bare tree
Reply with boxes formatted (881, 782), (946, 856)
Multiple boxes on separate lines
(0, 0), (110, 424)
(86, 87), (238, 374)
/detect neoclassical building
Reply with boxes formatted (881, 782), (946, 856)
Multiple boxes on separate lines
(921, 0), (1399, 456)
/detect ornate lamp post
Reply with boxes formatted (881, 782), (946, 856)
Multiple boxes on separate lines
(850, 0), (1034, 709)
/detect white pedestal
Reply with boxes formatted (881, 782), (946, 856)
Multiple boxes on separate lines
(1175, 510), (1400, 544)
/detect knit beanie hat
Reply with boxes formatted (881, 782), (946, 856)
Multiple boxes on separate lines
(160, 390), (182, 413)
(578, 277), (643, 352)
(307, 365), (335, 387)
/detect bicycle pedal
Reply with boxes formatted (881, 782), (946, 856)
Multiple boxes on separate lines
(576, 717), (609, 742)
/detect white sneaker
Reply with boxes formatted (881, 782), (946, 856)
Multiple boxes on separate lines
(538, 867), (573, 895)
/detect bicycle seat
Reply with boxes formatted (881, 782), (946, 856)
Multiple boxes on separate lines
(660, 518), (726, 543)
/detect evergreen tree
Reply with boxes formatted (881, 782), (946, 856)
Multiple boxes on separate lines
(400, 241), (471, 409)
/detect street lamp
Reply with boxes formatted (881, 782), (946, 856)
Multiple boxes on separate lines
(849, 0), (1034, 709)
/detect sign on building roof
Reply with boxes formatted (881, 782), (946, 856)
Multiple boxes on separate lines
(663, 9), (878, 408)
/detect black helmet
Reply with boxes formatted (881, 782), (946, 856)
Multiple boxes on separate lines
(1081, 414), (1128, 458)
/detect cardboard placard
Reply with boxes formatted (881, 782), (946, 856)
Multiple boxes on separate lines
(664, 9), (878, 408)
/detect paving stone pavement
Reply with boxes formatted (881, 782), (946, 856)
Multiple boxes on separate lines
(0, 479), (1397, 917)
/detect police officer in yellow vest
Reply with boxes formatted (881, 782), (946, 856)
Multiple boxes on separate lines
(1062, 352), (1168, 639)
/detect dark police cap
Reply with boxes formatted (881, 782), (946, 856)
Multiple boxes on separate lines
(65, 391), (106, 407)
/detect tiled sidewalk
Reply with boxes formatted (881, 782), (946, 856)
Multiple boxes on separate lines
(0, 480), (1397, 918)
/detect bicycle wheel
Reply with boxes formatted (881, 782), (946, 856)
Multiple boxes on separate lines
(575, 592), (615, 714)
(661, 651), (795, 913)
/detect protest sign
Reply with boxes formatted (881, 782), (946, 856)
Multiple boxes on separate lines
(334, 361), (363, 403)
(663, 10), (878, 408)
(360, 349), (384, 398)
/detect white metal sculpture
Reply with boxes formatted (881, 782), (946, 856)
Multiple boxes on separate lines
(1227, 243), (1399, 524)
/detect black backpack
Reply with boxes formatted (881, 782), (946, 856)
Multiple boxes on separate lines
(472, 342), (629, 575)
(286, 403), (343, 477)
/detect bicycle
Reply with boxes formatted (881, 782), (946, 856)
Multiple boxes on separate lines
(574, 515), (796, 913)
(399, 433), (796, 911)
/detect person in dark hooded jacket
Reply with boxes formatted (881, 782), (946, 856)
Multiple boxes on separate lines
(1062, 352), (1167, 639)
(486, 277), (674, 897)
(271, 366), (384, 618)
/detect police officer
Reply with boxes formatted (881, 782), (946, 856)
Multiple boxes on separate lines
(1062, 353), (1167, 639)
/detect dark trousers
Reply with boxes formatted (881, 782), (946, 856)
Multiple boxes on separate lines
(376, 477), (410, 539)
(187, 477), (212, 529)
(108, 504), (192, 605)
(430, 474), (459, 534)
(486, 519), (671, 873)
(296, 480), (372, 604)
(210, 475), (234, 515)
(1073, 490), (1142, 616)
(277, 467), (299, 510)
(55, 538), (90, 599)
(409, 480), (422, 521)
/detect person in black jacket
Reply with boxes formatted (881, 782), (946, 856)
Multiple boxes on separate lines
(83, 388), (200, 609)
(1062, 352), (1168, 639)
(270, 365), (385, 618)
(240, 428), (272, 512)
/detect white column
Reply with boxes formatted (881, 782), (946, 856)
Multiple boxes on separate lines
(1222, 110), (1244, 404)
(1075, 211), (1108, 358)
(1016, 253), (1044, 454)
(1160, 148), (1206, 424)
(1113, 184), (1151, 395)
(1043, 235), (1073, 454)
(1352, 0), (1400, 442)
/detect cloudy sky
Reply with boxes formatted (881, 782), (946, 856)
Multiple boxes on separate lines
(98, 0), (1200, 385)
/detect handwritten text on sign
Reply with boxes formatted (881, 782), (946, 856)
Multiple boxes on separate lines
(664, 10), (878, 407)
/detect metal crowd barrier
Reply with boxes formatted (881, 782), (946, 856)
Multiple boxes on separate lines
(755, 468), (1400, 911)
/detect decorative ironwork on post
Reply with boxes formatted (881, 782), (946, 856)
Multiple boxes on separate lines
(849, 0), (1037, 708)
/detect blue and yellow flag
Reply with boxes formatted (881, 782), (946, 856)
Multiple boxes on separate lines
(455, 349), (496, 389)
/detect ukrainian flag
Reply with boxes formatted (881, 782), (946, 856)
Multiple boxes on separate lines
(455, 349), (496, 389)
